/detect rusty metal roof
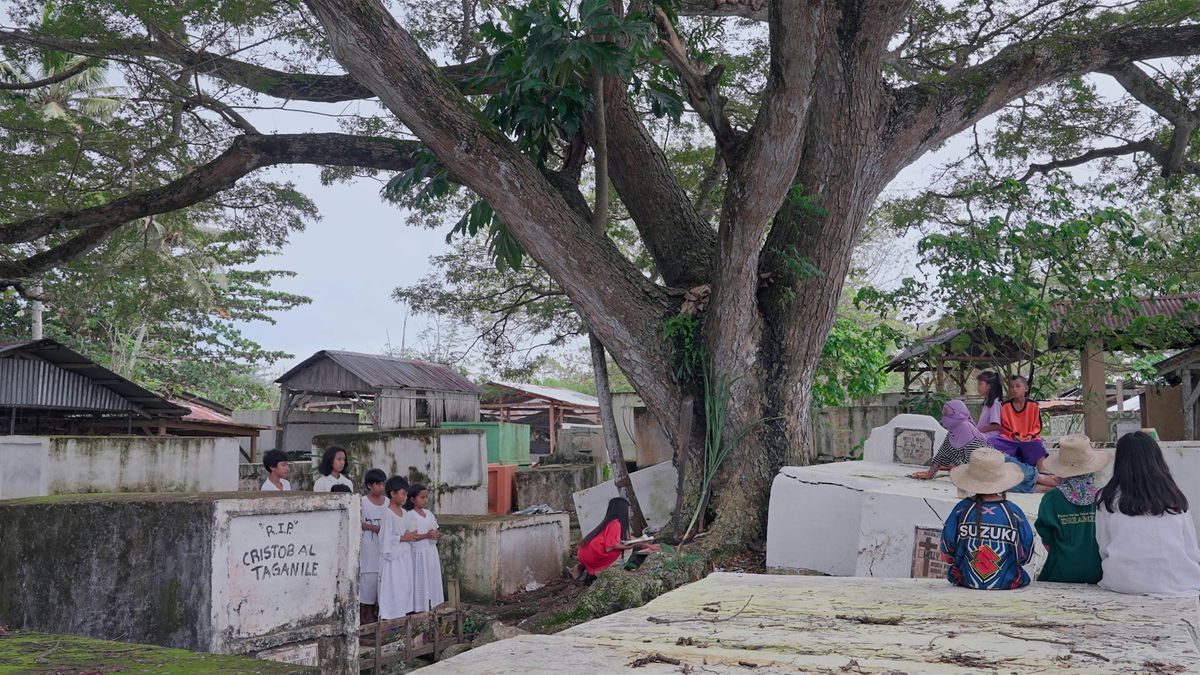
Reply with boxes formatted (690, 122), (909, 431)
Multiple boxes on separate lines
(0, 339), (188, 417)
(1049, 293), (1200, 349)
(885, 326), (1027, 371)
(277, 350), (480, 394)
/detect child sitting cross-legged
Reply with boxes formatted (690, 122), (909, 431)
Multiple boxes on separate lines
(939, 447), (1035, 590)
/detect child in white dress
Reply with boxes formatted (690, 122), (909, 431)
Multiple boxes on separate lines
(378, 477), (416, 620)
(359, 469), (389, 624)
(406, 484), (445, 610)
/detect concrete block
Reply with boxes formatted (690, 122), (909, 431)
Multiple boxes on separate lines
(425, 572), (1200, 674)
(0, 436), (47, 499)
(861, 413), (946, 465)
(439, 513), (570, 601)
(573, 461), (676, 536)
(0, 436), (237, 496)
(314, 429), (488, 514)
(514, 464), (597, 517)
(0, 492), (360, 672)
(767, 460), (1045, 578)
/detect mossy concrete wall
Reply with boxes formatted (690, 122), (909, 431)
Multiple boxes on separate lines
(313, 429), (487, 514)
(0, 492), (360, 672)
(514, 464), (596, 524)
(0, 436), (238, 499)
(438, 513), (570, 601)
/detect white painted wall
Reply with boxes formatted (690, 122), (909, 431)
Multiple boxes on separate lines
(441, 512), (570, 600)
(0, 435), (238, 496)
(862, 413), (946, 464)
(0, 436), (48, 499)
(48, 436), (239, 493)
(573, 460), (676, 536)
(209, 493), (360, 663)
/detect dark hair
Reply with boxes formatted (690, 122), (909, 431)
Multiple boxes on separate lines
(404, 483), (428, 511)
(263, 449), (288, 472)
(582, 497), (630, 545)
(976, 371), (1003, 408)
(1009, 374), (1028, 386)
(329, 484), (353, 494)
(1098, 432), (1189, 516)
(364, 468), (387, 487)
(319, 446), (348, 477)
(384, 476), (409, 500)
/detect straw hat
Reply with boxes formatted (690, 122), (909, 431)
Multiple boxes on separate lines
(949, 447), (1025, 495)
(1042, 434), (1111, 478)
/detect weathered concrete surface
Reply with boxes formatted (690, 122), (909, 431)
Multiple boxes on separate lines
(314, 428), (487, 514)
(0, 435), (238, 498)
(0, 492), (360, 672)
(515, 464), (596, 519)
(0, 631), (317, 674)
(861, 413), (946, 465)
(439, 513), (570, 601)
(425, 573), (1200, 673)
(766, 460), (1047, 577)
(574, 461), (676, 536)
(235, 408), (359, 457)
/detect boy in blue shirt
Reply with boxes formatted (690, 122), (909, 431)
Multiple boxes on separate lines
(940, 447), (1035, 590)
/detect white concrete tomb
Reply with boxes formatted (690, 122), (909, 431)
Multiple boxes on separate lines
(766, 414), (1048, 578)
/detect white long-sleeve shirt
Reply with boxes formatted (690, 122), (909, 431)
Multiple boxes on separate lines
(1096, 501), (1200, 598)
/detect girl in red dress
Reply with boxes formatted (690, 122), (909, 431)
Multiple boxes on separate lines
(568, 497), (659, 582)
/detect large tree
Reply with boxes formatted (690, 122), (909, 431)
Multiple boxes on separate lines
(4, 0), (1200, 546)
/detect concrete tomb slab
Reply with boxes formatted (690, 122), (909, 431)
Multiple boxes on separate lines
(424, 572), (1200, 674)
(0, 435), (237, 497)
(514, 464), (597, 521)
(573, 460), (677, 536)
(0, 492), (359, 672)
(439, 512), (570, 601)
(767, 415), (1047, 577)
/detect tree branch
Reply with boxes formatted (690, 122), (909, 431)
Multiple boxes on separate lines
(1102, 63), (1198, 177)
(1018, 139), (1154, 181)
(0, 224), (122, 282)
(0, 57), (91, 90)
(302, 0), (684, 427)
(0, 133), (424, 245)
(678, 0), (767, 22)
(887, 24), (1200, 176)
(652, 8), (740, 158)
(0, 28), (492, 102)
(596, 80), (715, 287)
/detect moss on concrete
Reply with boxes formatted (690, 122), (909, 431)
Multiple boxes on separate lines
(0, 632), (316, 674)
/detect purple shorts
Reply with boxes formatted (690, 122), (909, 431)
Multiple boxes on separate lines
(991, 437), (1047, 468)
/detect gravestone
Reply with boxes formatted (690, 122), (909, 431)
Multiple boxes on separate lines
(766, 413), (1046, 577)
(0, 492), (359, 671)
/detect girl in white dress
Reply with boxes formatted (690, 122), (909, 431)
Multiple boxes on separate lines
(378, 477), (416, 619)
(406, 484), (445, 610)
(313, 446), (353, 492)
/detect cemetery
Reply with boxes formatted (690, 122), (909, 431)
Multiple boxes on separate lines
(7, 1), (1200, 673)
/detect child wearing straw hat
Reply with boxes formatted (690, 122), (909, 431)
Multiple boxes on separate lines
(939, 447), (1035, 590)
(1034, 434), (1110, 584)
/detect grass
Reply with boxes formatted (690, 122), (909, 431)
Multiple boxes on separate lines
(0, 632), (317, 674)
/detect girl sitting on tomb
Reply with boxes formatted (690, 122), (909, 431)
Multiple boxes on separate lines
(939, 447), (1035, 590)
(379, 477), (416, 620)
(1096, 432), (1200, 597)
(975, 371), (1004, 443)
(568, 497), (661, 582)
(911, 400), (1044, 493)
(405, 484), (445, 611)
(313, 445), (353, 492)
(1034, 434), (1110, 584)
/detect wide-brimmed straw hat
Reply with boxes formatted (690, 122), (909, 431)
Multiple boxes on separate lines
(1042, 434), (1111, 478)
(949, 447), (1025, 495)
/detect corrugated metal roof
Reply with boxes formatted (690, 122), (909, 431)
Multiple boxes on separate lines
(484, 381), (600, 408)
(277, 350), (480, 394)
(0, 339), (187, 417)
(885, 327), (1026, 371)
(1049, 293), (1200, 348)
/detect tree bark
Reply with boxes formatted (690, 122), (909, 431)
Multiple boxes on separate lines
(590, 332), (649, 533)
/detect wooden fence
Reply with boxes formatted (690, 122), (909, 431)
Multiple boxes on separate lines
(359, 580), (466, 672)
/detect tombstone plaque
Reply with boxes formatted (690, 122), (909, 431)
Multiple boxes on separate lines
(910, 526), (949, 579)
(893, 428), (935, 465)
